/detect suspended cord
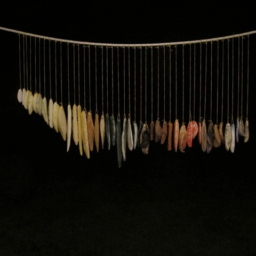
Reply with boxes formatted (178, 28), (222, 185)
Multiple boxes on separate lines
(140, 47), (143, 122)
(175, 46), (177, 120)
(123, 47), (126, 115)
(95, 46), (97, 112)
(29, 37), (32, 91)
(199, 43), (202, 120)
(169, 46), (171, 121)
(145, 47), (147, 123)
(182, 44), (184, 123)
(216, 41), (219, 124)
(106, 47), (109, 114)
(204, 43), (208, 120)
(117, 47), (120, 116)
(210, 41), (213, 121)
(39, 39), (41, 95)
(43, 39), (45, 96)
(189, 44), (191, 121)
(157, 47), (160, 119)
(34, 37), (37, 93)
(23, 36), (25, 90)
(193, 44), (196, 121)
(78, 44), (80, 106)
(134, 48), (136, 121)
(88, 46), (91, 110)
(111, 47), (114, 115)
(237, 37), (240, 119)
(231, 37), (234, 123)
(163, 46), (166, 120)
(227, 39), (230, 122)
(128, 47), (131, 115)
(221, 40), (224, 123)
(60, 42), (63, 104)
(102, 46), (104, 113)
(241, 38), (244, 118)
(73, 44), (76, 105)
(49, 40), (51, 99)
(151, 47), (153, 122)
(83, 46), (86, 109)
(67, 43), (70, 105)
(55, 41), (57, 102)
(19, 34), (21, 89)
(246, 36), (249, 118)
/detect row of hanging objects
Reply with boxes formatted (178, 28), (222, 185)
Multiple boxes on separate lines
(16, 33), (251, 168)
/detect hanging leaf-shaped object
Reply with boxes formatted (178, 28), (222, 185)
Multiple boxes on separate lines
(122, 116), (127, 161)
(239, 118), (245, 136)
(213, 124), (221, 148)
(141, 124), (150, 155)
(28, 92), (33, 115)
(155, 119), (162, 143)
(72, 104), (79, 145)
(174, 119), (179, 152)
(36, 94), (42, 115)
(94, 113), (100, 153)
(81, 110), (90, 159)
(161, 121), (167, 144)
(87, 111), (94, 151)
(231, 123), (235, 153)
(105, 114), (111, 150)
(244, 119), (249, 143)
(133, 121), (138, 150)
(137, 121), (143, 147)
(179, 123), (187, 153)
(201, 119), (207, 152)
(24, 90), (29, 110)
(117, 117), (122, 168)
(207, 121), (214, 154)
(58, 105), (67, 141)
(236, 117), (239, 142)
(127, 116), (133, 151)
(17, 89), (23, 103)
(48, 98), (53, 128)
(42, 97), (48, 124)
(67, 104), (72, 152)
(22, 88), (26, 107)
(225, 123), (232, 151)
(33, 93), (38, 113)
(198, 121), (202, 145)
(219, 122), (225, 143)
(77, 105), (83, 155)
(186, 121), (193, 148)
(110, 115), (116, 146)
(150, 121), (154, 141)
(167, 121), (173, 151)
(100, 114), (105, 149)
(53, 102), (60, 133)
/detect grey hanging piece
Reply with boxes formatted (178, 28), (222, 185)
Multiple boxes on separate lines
(127, 115), (133, 151)
(141, 124), (150, 154)
(116, 116), (122, 168)
(206, 121), (214, 154)
(225, 123), (232, 151)
(122, 116), (127, 161)
(231, 123), (235, 153)
(105, 114), (111, 150)
(110, 115), (116, 146)
(239, 119), (245, 136)
(133, 121), (138, 149)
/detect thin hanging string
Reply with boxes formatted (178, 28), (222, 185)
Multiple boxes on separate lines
(157, 47), (160, 119)
(88, 46), (91, 110)
(246, 36), (249, 119)
(216, 41), (219, 124)
(78, 44), (80, 106)
(67, 43), (70, 105)
(182, 44), (184, 123)
(83, 46), (86, 109)
(175, 46), (177, 120)
(43, 39), (45, 97)
(231, 37), (234, 123)
(151, 47), (153, 122)
(73, 44), (76, 105)
(29, 37), (32, 92)
(193, 44), (196, 121)
(189, 44), (192, 121)
(169, 46), (171, 121)
(55, 41), (57, 102)
(199, 43), (202, 120)
(106, 47), (109, 114)
(19, 34), (22, 89)
(25, 36), (28, 90)
(101, 46), (104, 113)
(95, 46), (98, 113)
(140, 47), (143, 122)
(128, 47), (131, 115)
(34, 37), (37, 93)
(210, 41), (213, 121)
(39, 39), (41, 95)
(227, 39), (230, 122)
(60, 42), (63, 104)
(163, 46), (166, 121)
(48, 41), (51, 99)
(111, 47), (114, 115)
(204, 43), (208, 120)
(123, 47), (126, 115)
(117, 47), (120, 116)
(241, 38), (244, 118)
(237, 37), (240, 119)
(134, 47), (136, 121)
(22, 36), (25, 90)
(221, 40), (224, 123)
(145, 47), (147, 123)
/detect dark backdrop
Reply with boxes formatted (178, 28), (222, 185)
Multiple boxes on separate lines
(0, 1), (256, 255)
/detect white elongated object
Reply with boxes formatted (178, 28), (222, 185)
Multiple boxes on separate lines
(42, 97), (48, 124)
(127, 117), (133, 151)
(53, 102), (60, 133)
(36, 93), (42, 115)
(72, 104), (79, 146)
(81, 110), (90, 158)
(17, 89), (22, 103)
(244, 119), (249, 143)
(28, 92), (33, 115)
(100, 114), (105, 149)
(133, 122), (138, 150)
(231, 123), (235, 153)
(24, 89), (29, 109)
(122, 117), (127, 161)
(22, 88), (26, 107)
(67, 104), (72, 152)
(239, 118), (245, 136)
(58, 105), (67, 141)
(236, 117), (239, 142)
(225, 123), (232, 151)
(77, 105), (83, 155)
(48, 98), (53, 128)
(33, 93), (38, 113)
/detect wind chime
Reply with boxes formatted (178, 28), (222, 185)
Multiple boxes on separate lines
(0, 26), (253, 168)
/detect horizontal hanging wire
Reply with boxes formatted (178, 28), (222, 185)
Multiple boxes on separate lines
(0, 26), (255, 47)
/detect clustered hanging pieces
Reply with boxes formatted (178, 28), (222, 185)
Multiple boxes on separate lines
(8, 26), (252, 168)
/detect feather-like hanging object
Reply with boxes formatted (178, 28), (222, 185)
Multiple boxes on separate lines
(179, 123), (187, 153)
(17, 89), (23, 103)
(213, 124), (221, 148)
(94, 113), (100, 153)
(161, 121), (167, 144)
(53, 102), (60, 133)
(33, 93), (38, 113)
(67, 104), (72, 152)
(150, 121), (154, 141)
(77, 105), (83, 155)
(24, 90), (29, 110)
(167, 121), (173, 151)
(236, 117), (239, 142)
(72, 104), (79, 145)
(141, 124), (150, 155)
(239, 118), (245, 136)
(122, 116), (127, 161)
(155, 119), (162, 143)
(206, 121), (214, 153)
(201, 119), (207, 152)
(100, 114), (105, 149)
(231, 123), (235, 153)
(225, 123), (232, 151)
(244, 119), (249, 143)
(22, 88), (26, 107)
(48, 98), (53, 128)
(133, 121), (138, 150)
(105, 114), (111, 150)
(42, 97), (48, 124)
(186, 121), (193, 147)
(81, 110), (90, 158)
(117, 117), (122, 168)
(28, 92), (33, 115)
(87, 111), (94, 151)
(58, 105), (67, 141)
(36, 93), (42, 115)
(127, 116), (133, 151)
(219, 122), (225, 143)
(110, 115), (116, 146)
(198, 121), (202, 144)
(174, 119), (179, 152)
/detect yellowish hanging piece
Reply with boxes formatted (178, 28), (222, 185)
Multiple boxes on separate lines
(53, 102), (60, 132)
(77, 105), (83, 155)
(67, 104), (72, 152)
(72, 104), (79, 145)
(42, 97), (48, 124)
(87, 111), (94, 151)
(81, 110), (90, 158)
(100, 114), (105, 149)
(174, 119), (179, 152)
(94, 113), (100, 152)
(58, 105), (67, 141)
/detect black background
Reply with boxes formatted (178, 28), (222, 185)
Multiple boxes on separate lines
(0, 1), (256, 255)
